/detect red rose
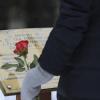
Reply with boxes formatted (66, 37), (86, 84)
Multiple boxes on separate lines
(14, 40), (29, 56)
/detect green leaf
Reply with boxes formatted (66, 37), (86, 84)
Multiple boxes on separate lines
(1, 63), (18, 69)
(30, 54), (38, 68)
(14, 57), (25, 67)
(16, 67), (25, 72)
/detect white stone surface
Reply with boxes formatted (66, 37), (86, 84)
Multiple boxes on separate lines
(0, 89), (16, 100)
(51, 91), (57, 100)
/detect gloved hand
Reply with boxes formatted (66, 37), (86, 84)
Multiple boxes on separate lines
(21, 85), (41, 100)
(21, 63), (54, 100)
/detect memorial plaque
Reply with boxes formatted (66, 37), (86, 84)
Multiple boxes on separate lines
(0, 28), (59, 95)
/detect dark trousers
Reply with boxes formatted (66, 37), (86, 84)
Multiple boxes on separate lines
(57, 94), (100, 100)
(57, 94), (67, 100)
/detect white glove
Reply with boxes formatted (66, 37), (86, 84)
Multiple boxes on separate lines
(21, 63), (54, 100)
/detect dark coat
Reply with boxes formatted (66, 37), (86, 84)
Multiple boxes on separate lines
(39, 0), (100, 99)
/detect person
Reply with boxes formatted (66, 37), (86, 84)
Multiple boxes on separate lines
(21, 0), (99, 100)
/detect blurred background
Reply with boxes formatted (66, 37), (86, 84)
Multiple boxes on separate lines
(0, 0), (60, 30)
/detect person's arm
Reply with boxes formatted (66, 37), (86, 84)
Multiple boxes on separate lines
(39, 0), (93, 75)
(21, 63), (54, 100)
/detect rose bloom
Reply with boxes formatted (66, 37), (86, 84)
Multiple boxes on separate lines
(14, 40), (29, 56)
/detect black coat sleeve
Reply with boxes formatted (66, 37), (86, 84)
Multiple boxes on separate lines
(38, 0), (93, 75)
